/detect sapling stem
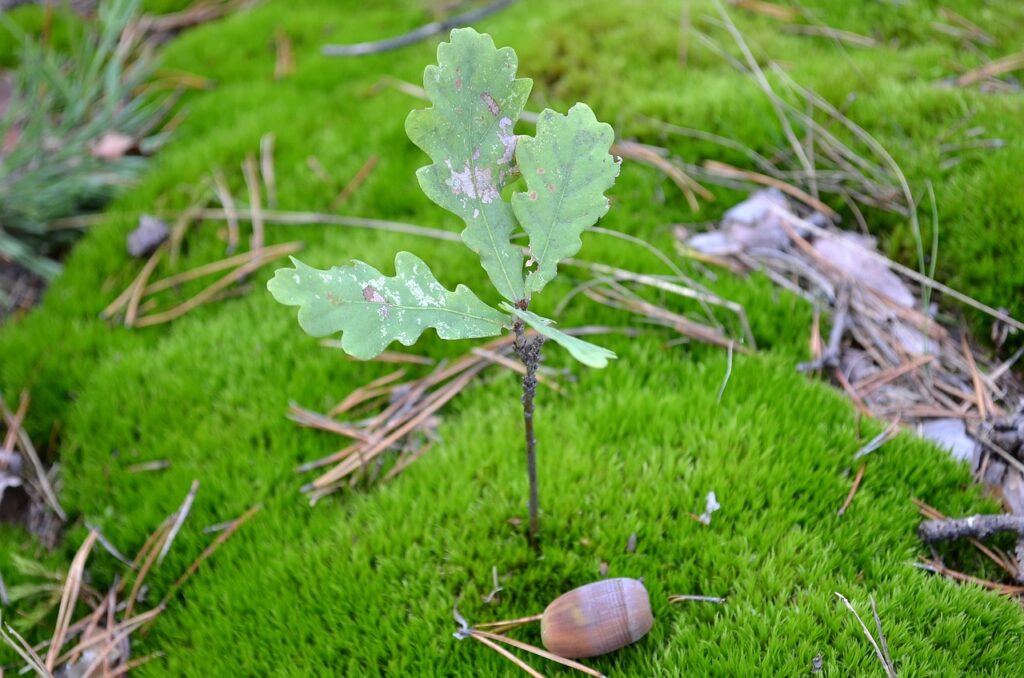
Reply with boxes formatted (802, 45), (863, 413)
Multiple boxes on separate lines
(513, 317), (544, 551)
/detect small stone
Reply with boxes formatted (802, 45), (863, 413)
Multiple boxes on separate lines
(127, 215), (169, 257)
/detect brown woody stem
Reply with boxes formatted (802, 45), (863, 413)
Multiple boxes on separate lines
(513, 315), (543, 552)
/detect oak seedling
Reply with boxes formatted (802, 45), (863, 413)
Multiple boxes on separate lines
(269, 28), (620, 549)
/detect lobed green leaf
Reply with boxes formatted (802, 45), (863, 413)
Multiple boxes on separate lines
(405, 27), (532, 302)
(513, 103), (620, 296)
(268, 253), (509, 360)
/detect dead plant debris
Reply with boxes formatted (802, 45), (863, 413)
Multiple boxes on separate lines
(1, 390), (65, 547)
(684, 187), (1024, 594)
(289, 328), (618, 503)
(102, 139), (304, 328)
(0, 481), (259, 677)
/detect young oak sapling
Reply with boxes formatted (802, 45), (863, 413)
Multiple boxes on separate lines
(268, 28), (619, 549)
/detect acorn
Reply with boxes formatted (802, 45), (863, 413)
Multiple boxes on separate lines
(540, 578), (653, 658)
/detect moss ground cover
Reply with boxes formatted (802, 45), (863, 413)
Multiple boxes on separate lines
(3, 1), (1024, 674)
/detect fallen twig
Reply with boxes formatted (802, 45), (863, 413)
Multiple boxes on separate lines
(668, 594), (726, 604)
(952, 51), (1024, 87)
(919, 514), (1024, 543)
(0, 391), (66, 521)
(331, 155), (379, 210)
(323, 0), (519, 56)
(834, 592), (896, 678)
(157, 479), (200, 565)
(133, 242), (302, 327)
(45, 531), (98, 671)
(853, 420), (900, 461)
(837, 464), (866, 517)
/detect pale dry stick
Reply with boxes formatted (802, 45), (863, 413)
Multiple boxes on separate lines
(2, 389), (29, 451)
(296, 443), (362, 474)
(869, 596), (896, 676)
(586, 285), (741, 351)
(770, 65), (921, 238)
(804, 92), (818, 201)
(775, 209), (1024, 333)
(193, 208), (461, 243)
(79, 626), (134, 678)
(589, 225), (725, 328)
(960, 334), (990, 420)
(475, 613), (544, 634)
(133, 242), (302, 327)
(125, 247), (165, 327)
(108, 651), (164, 677)
(125, 519), (172, 620)
(612, 140), (711, 210)
(54, 605), (166, 671)
(731, 0), (800, 21)
(679, 0), (691, 65)
(0, 570), (8, 606)
(642, 116), (779, 175)
(834, 592), (896, 678)
(161, 504), (261, 605)
(329, 369), (408, 416)
(331, 155), (379, 210)
(853, 420), (900, 461)
(84, 522), (134, 568)
(472, 348), (564, 393)
(913, 499), (1017, 577)
(915, 559), (1024, 596)
(467, 633), (544, 678)
(703, 160), (836, 217)
(274, 27), (294, 79)
(380, 440), (436, 483)
(852, 355), (936, 396)
(717, 342), (734, 403)
(953, 51), (1024, 87)
(126, 459), (171, 473)
(45, 531), (99, 671)
(938, 7), (995, 45)
(79, 604), (166, 677)
(323, 0), (519, 56)
(168, 181), (212, 263)
(135, 0), (258, 36)
(288, 405), (373, 442)
(0, 395), (66, 520)
(211, 168), (240, 254)
(101, 246), (165, 320)
(157, 479), (200, 565)
(783, 24), (879, 47)
(242, 156), (265, 255)
(144, 242), (300, 295)
(331, 382), (401, 416)
(260, 133), (277, 209)
(72, 585), (115, 665)
(1, 617), (52, 677)
(989, 346), (1024, 383)
(837, 464), (866, 517)
(306, 156), (334, 184)
(482, 566), (503, 603)
(471, 629), (604, 678)
(566, 259), (757, 349)
(668, 594), (726, 603)
(713, 0), (815, 181)
(311, 363), (488, 489)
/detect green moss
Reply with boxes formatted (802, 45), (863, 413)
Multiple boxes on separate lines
(3, 0), (1024, 674)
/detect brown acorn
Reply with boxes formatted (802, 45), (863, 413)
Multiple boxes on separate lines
(540, 578), (653, 658)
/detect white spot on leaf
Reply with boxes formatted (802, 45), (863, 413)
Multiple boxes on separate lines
(497, 117), (516, 164)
